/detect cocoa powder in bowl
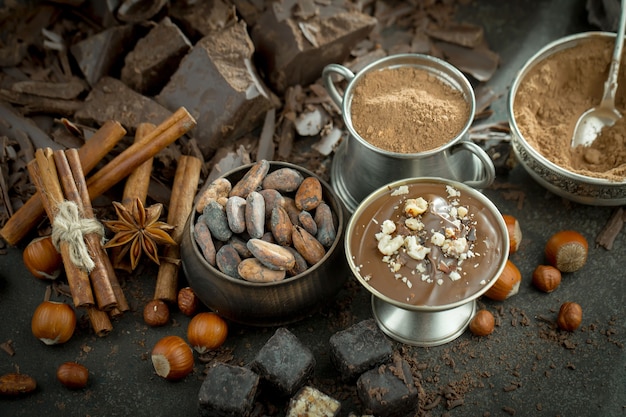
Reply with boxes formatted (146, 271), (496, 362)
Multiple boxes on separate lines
(350, 66), (470, 154)
(513, 36), (626, 181)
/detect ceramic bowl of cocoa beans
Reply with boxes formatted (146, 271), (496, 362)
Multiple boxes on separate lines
(180, 160), (348, 326)
(509, 31), (626, 205)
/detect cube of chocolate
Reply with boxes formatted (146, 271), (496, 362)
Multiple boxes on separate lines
(198, 362), (259, 417)
(356, 357), (420, 417)
(121, 17), (192, 96)
(250, 327), (315, 396)
(329, 319), (393, 380)
(251, 2), (376, 93)
(157, 20), (277, 157)
(286, 386), (341, 417)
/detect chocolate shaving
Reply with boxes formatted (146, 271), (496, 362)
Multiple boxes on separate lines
(595, 207), (625, 250)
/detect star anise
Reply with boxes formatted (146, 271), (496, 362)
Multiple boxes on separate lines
(103, 198), (176, 270)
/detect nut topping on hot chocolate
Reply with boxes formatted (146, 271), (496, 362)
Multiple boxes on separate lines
(349, 181), (504, 306)
(370, 184), (477, 299)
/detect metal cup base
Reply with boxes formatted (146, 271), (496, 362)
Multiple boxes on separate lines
(371, 295), (476, 347)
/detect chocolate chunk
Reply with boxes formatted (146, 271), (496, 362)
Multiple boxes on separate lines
(121, 17), (192, 95)
(198, 362), (259, 417)
(157, 20), (277, 156)
(251, 2), (376, 93)
(70, 24), (137, 86)
(169, 0), (237, 42)
(250, 327), (315, 396)
(74, 77), (171, 131)
(286, 386), (341, 417)
(329, 319), (393, 380)
(356, 356), (420, 417)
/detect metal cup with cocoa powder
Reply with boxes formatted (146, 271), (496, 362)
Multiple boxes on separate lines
(323, 53), (495, 212)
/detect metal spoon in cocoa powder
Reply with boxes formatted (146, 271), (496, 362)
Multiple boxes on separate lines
(571, 1), (626, 148)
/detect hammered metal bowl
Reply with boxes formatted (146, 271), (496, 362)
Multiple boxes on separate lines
(180, 162), (348, 327)
(509, 32), (626, 205)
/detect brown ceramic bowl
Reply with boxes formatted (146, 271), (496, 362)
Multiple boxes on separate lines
(180, 161), (348, 327)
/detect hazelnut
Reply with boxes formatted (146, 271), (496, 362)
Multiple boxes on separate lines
(56, 362), (89, 389)
(484, 260), (522, 301)
(502, 214), (522, 254)
(557, 302), (582, 331)
(469, 309), (495, 336)
(532, 265), (562, 293)
(177, 287), (199, 316)
(143, 299), (170, 327)
(544, 230), (588, 273)
(151, 335), (194, 381)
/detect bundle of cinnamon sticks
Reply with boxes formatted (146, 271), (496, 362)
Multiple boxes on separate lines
(17, 107), (198, 336)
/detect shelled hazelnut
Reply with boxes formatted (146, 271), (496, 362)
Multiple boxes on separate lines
(557, 302), (583, 331)
(532, 265), (562, 293)
(143, 299), (170, 327)
(469, 309), (495, 336)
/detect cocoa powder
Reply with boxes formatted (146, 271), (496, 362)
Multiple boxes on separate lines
(349, 66), (470, 153)
(514, 37), (626, 181)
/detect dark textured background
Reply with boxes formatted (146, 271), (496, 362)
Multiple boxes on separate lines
(1, 1), (625, 416)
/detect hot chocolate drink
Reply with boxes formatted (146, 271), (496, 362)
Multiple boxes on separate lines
(348, 180), (506, 307)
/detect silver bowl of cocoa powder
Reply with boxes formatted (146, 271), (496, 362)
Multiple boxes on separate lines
(509, 32), (626, 205)
(180, 161), (348, 327)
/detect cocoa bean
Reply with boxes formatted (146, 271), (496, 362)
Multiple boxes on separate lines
(262, 167), (304, 192)
(261, 231), (276, 243)
(0, 373), (37, 396)
(228, 235), (252, 258)
(230, 159), (270, 198)
(245, 191), (265, 239)
(215, 244), (242, 279)
(193, 218), (216, 266)
(292, 225), (326, 265)
(282, 197), (302, 227)
(295, 176), (323, 211)
(246, 238), (295, 271)
(270, 206), (293, 246)
(195, 177), (231, 213)
(298, 210), (317, 236)
(315, 201), (336, 248)
(225, 196), (247, 234)
(259, 189), (284, 221)
(202, 201), (232, 242)
(238, 258), (286, 283)
(285, 246), (308, 277)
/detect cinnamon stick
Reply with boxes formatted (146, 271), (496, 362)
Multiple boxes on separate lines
(86, 307), (113, 337)
(54, 149), (118, 311)
(154, 155), (202, 302)
(65, 149), (130, 314)
(29, 148), (94, 308)
(86, 107), (196, 200)
(1, 120), (127, 245)
(111, 123), (156, 271)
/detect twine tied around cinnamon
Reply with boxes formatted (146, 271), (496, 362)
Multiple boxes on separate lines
(51, 201), (105, 273)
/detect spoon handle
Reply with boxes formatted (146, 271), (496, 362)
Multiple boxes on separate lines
(601, 0), (626, 109)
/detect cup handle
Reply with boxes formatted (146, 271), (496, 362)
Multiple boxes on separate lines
(322, 64), (356, 108)
(451, 141), (496, 189)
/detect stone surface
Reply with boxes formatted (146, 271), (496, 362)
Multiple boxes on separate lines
(198, 362), (259, 417)
(121, 17), (192, 96)
(250, 327), (316, 396)
(251, 2), (377, 93)
(157, 20), (277, 157)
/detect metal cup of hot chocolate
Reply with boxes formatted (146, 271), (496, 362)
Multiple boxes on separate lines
(323, 53), (495, 213)
(345, 177), (509, 347)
